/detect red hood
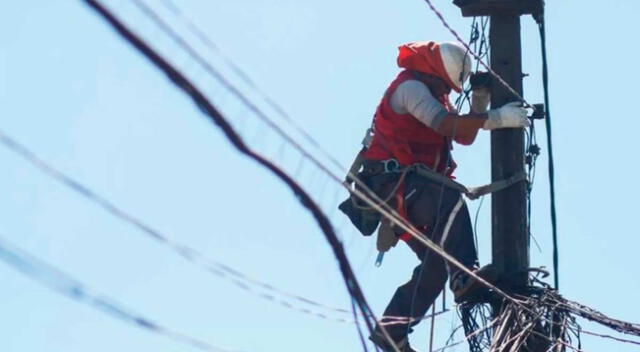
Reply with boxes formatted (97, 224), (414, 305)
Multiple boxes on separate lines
(397, 41), (461, 93)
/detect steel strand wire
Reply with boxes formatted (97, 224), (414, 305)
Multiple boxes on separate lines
(0, 236), (236, 352)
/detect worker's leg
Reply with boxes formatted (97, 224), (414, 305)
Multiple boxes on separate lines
(379, 236), (448, 338)
(404, 175), (478, 277)
(376, 175), (478, 339)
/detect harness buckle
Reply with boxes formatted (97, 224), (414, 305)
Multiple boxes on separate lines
(381, 159), (401, 173)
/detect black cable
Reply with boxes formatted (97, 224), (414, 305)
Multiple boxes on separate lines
(538, 14), (559, 290)
(81, 1), (378, 349)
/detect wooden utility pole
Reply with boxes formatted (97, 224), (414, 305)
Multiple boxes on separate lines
(452, 0), (543, 289)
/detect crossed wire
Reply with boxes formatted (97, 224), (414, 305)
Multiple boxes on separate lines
(99, 0), (549, 330)
(127, 3), (640, 351)
(1, 0), (630, 351)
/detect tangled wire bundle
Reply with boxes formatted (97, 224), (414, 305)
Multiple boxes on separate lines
(459, 287), (581, 352)
(455, 274), (640, 352)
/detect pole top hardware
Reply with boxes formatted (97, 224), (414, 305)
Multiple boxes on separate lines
(453, 0), (544, 17)
(531, 103), (545, 120)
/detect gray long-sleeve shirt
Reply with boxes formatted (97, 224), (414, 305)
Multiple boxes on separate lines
(389, 80), (449, 129)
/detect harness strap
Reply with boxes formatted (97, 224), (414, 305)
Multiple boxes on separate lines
(411, 164), (527, 200)
(345, 149), (366, 185)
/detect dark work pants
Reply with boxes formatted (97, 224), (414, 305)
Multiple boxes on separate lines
(377, 173), (478, 338)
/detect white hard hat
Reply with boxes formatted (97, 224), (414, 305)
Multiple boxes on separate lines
(440, 42), (472, 91)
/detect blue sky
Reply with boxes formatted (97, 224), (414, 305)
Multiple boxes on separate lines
(1, 1), (639, 351)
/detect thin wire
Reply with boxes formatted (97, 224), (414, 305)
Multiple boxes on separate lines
(156, 0), (345, 172)
(580, 329), (640, 346)
(431, 318), (497, 352)
(472, 195), (485, 253)
(0, 236), (235, 352)
(98, 3), (640, 351)
(420, 0), (532, 107)
(538, 14), (560, 290)
(0, 130), (357, 322)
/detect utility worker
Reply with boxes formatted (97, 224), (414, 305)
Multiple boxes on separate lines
(340, 41), (529, 351)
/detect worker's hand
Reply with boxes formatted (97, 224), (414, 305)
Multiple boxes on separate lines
(471, 88), (491, 113)
(484, 102), (530, 130)
(470, 72), (492, 113)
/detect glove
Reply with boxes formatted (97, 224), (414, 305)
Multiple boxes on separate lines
(471, 87), (490, 113)
(484, 102), (530, 130)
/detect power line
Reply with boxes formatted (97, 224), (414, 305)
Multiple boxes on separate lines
(537, 13), (560, 290)
(132, 0), (517, 320)
(0, 236), (235, 352)
(79, 3), (640, 350)
(80, 1), (386, 350)
(420, 0), (532, 108)
(0, 119), (457, 333)
(580, 329), (640, 347)
(0, 130), (357, 323)
(156, 0), (345, 172)
(119, 0), (524, 307)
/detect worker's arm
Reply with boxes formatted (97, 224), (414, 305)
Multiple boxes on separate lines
(437, 85), (492, 145)
(439, 100), (531, 145)
(390, 80), (529, 146)
(437, 112), (487, 145)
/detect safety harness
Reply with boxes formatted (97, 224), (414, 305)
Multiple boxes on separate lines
(343, 131), (527, 266)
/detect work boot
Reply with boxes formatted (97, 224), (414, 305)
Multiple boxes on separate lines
(451, 264), (499, 303)
(369, 329), (418, 352)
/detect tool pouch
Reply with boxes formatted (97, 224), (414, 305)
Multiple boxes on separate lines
(338, 195), (380, 237)
(338, 172), (401, 237)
